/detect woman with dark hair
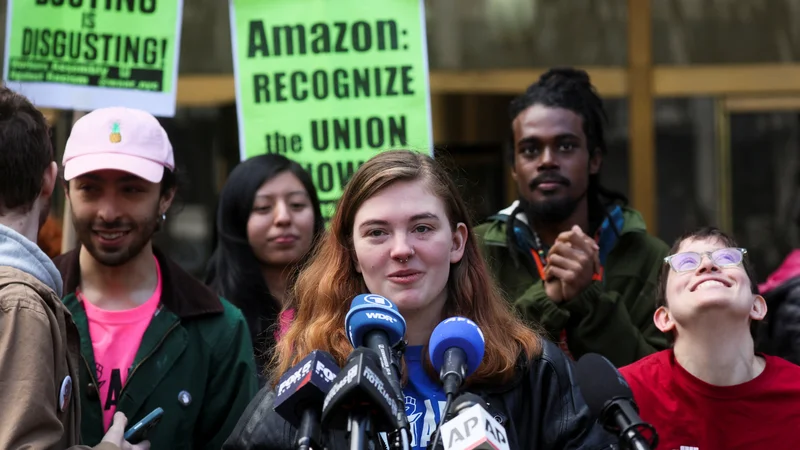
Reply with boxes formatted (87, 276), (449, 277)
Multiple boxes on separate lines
(223, 150), (614, 450)
(206, 154), (324, 382)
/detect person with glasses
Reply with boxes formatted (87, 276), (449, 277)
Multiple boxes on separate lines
(620, 227), (800, 450)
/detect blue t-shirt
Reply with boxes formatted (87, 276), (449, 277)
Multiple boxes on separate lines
(403, 345), (447, 449)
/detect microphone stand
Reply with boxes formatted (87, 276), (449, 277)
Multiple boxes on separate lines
(296, 408), (319, 450)
(341, 342), (412, 450)
(606, 400), (657, 450)
(350, 416), (410, 450)
(386, 428), (412, 450)
(347, 412), (373, 450)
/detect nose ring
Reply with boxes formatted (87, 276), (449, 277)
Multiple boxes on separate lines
(397, 248), (414, 264)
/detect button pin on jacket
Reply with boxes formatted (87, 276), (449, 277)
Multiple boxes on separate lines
(59, 376), (73, 412)
(86, 382), (98, 400)
(178, 390), (192, 407)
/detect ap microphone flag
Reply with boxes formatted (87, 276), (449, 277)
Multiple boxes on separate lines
(439, 394), (509, 450)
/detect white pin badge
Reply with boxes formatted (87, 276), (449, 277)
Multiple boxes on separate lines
(59, 375), (73, 412)
(178, 390), (192, 407)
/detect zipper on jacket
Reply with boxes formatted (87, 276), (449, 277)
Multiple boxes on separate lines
(81, 353), (100, 389)
(119, 321), (181, 397)
(81, 352), (105, 431)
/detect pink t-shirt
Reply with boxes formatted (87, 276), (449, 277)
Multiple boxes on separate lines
(79, 257), (162, 431)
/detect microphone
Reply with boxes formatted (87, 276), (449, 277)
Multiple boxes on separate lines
(321, 347), (405, 448)
(345, 294), (409, 431)
(428, 317), (485, 397)
(437, 393), (509, 450)
(273, 350), (341, 450)
(575, 353), (658, 450)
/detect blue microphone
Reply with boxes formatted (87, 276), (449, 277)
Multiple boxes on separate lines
(345, 294), (406, 349)
(429, 317), (486, 396)
(345, 294), (409, 432)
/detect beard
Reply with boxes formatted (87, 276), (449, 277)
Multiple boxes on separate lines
(73, 204), (160, 267)
(520, 190), (587, 224)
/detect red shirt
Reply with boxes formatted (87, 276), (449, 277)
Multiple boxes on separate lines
(620, 350), (800, 450)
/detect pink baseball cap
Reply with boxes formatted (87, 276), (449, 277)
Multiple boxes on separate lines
(63, 107), (174, 183)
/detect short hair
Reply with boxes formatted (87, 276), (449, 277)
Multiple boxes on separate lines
(160, 167), (178, 196)
(656, 227), (760, 311)
(655, 227), (760, 344)
(0, 87), (53, 212)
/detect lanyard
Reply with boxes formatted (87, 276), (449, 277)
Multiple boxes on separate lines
(525, 224), (613, 362)
(529, 234), (604, 282)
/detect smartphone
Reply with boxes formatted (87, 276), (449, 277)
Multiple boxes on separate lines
(123, 407), (164, 443)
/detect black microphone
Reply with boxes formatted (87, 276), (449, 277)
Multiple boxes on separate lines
(321, 348), (405, 450)
(575, 353), (658, 450)
(273, 350), (340, 450)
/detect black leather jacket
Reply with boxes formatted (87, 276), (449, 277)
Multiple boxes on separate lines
(223, 340), (616, 450)
(756, 276), (800, 364)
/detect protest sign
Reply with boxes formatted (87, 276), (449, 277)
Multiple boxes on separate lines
(4, 0), (184, 117)
(230, 0), (432, 218)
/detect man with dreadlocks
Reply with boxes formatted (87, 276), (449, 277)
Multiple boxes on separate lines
(475, 67), (669, 367)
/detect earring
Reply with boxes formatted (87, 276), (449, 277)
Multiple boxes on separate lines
(161, 213), (166, 222)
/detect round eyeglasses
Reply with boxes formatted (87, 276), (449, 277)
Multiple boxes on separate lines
(664, 247), (747, 273)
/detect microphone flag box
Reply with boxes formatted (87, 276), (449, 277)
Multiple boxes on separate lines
(440, 403), (510, 450)
(273, 350), (340, 427)
(321, 348), (403, 432)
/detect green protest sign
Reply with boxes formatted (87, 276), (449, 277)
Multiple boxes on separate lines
(230, 0), (432, 218)
(3, 0), (183, 116)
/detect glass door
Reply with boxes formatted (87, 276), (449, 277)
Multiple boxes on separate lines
(719, 97), (800, 281)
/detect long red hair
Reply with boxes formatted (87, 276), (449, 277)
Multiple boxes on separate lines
(271, 150), (541, 386)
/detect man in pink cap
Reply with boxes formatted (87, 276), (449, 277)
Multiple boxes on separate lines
(54, 107), (258, 449)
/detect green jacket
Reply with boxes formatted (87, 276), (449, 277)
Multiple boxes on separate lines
(474, 202), (670, 367)
(54, 248), (258, 449)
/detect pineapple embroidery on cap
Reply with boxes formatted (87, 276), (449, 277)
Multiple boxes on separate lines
(110, 122), (122, 143)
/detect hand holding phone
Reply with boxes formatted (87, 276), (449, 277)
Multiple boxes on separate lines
(124, 407), (164, 444)
(101, 412), (153, 449)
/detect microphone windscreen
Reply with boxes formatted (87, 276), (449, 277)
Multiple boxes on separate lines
(575, 353), (634, 418)
(450, 392), (489, 412)
(428, 317), (485, 377)
(345, 294), (406, 348)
